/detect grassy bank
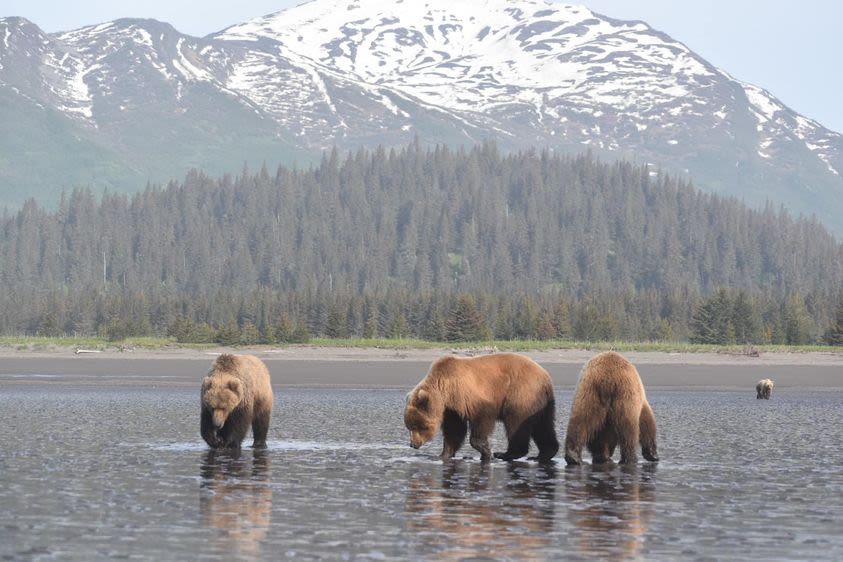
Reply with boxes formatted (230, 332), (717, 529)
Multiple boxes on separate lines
(1, 335), (840, 355)
(309, 338), (840, 354)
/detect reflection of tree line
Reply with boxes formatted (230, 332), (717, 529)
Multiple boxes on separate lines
(405, 461), (655, 560)
(199, 449), (273, 556)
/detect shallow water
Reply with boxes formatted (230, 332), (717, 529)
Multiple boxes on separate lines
(2, 383), (843, 560)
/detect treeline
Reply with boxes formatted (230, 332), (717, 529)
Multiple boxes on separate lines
(2, 141), (842, 344)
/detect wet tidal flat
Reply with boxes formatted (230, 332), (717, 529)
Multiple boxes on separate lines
(2, 368), (843, 560)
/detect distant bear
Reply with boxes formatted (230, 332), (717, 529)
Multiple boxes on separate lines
(756, 378), (774, 399)
(201, 354), (274, 450)
(564, 351), (658, 465)
(404, 353), (559, 462)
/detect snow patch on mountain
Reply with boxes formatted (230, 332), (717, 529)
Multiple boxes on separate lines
(215, 0), (717, 121)
(172, 38), (213, 82)
(737, 79), (841, 175)
(1, 0), (841, 219)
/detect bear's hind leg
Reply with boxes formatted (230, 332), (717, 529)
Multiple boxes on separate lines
(614, 407), (641, 465)
(639, 401), (659, 462)
(565, 400), (609, 466)
(441, 409), (468, 460)
(530, 400), (560, 463)
(494, 415), (531, 461)
(468, 417), (495, 462)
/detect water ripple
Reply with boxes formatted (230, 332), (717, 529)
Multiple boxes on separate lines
(1, 386), (843, 559)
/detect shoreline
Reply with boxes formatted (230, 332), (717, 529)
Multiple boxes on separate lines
(1, 344), (842, 389)
(2, 344), (843, 366)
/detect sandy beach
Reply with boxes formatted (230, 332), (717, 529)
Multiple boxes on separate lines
(0, 344), (841, 389)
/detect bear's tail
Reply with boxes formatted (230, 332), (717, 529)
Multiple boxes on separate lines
(531, 396), (560, 462)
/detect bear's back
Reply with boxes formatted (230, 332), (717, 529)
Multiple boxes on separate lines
(208, 354), (272, 396)
(580, 351), (645, 398)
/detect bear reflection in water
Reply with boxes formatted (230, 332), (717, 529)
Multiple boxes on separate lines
(405, 461), (556, 560)
(199, 449), (273, 556)
(565, 464), (656, 558)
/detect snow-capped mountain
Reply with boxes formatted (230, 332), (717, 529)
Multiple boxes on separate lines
(1, 0), (842, 231)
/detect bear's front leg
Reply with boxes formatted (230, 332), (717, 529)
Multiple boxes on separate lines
(201, 407), (223, 448)
(440, 410), (468, 460)
(468, 418), (495, 462)
(251, 407), (271, 449)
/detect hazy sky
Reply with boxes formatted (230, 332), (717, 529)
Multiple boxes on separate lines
(4, 0), (842, 133)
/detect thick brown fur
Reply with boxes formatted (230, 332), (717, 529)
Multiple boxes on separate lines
(564, 351), (658, 465)
(201, 354), (274, 450)
(404, 353), (559, 462)
(756, 378), (774, 399)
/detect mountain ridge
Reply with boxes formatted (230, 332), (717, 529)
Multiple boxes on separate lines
(1, 1), (841, 230)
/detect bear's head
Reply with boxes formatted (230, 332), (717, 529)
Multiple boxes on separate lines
(202, 374), (245, 429)
(404, 387), (442, 449)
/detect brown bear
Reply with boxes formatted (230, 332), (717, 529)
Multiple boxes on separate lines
(756, 378), (774, 399)
(201, 354), (274, 450)
(404, 353), (559, 462)
(564, 351), (658, 465)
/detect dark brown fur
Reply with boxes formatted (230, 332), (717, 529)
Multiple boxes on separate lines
(200, 354), (274, 450)
(564, 351), (658, 465)
(404, 353), (559, 462)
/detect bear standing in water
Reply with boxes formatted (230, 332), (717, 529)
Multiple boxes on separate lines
(404, 353), (559, 462)
(564, 351), (658, 465)
(756, 378), (774, 399)
(201, 354), (274, 450)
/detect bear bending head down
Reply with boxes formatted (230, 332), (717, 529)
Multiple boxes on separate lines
(564, 351), (658, 465)
(201, 354), (274, 450)
(404, 353), (559, 462)
(756, 378), (774, 399)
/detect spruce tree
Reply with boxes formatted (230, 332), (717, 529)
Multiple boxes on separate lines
(825, 297), (843, 346)
(445, 294), (488, 342)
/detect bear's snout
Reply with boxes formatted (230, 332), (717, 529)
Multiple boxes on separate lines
(212, 410), (227, 429)
(409, 432), (426, 449)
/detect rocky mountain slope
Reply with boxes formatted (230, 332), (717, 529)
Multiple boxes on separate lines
(1, 0), (841, 230)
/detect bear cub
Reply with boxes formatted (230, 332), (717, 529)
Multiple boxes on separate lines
(756, 378), (774, 399)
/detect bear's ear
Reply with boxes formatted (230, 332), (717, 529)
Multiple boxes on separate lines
(227, 379), (243, 396)
(415, 389), (430, 409)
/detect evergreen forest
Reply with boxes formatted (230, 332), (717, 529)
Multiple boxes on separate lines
(2, 141), (842, 344)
